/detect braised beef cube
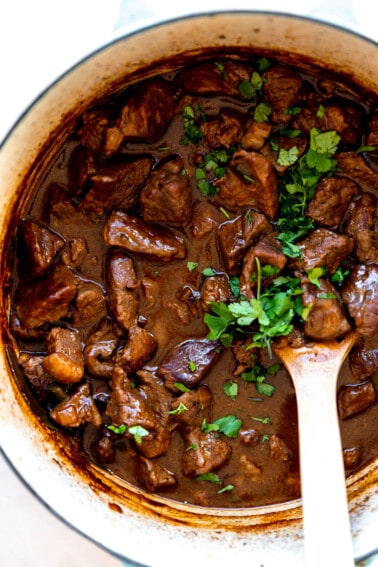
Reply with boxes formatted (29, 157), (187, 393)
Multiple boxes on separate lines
(104, 79), (175, 155)
(269, 435), (292, 462)
(349, 337), (378, 381)
(170, 385), (212, 430)
(157, 338), (222, 392)
(262, 64), (302, 124)
(342, 263), (378, 336)
(84, 320), (118, 379)
(71, 280), (107, 328)
(216, 211), (272, 275)
(18, 220), (64, 278)
(107, 250), (140, 332)
(18, 353), (54, 399)
(61, 237), (88, 268)
(91, 435), (116, 464)
(344, 192), (378, 263)
(78, 107), (115, 153)
(80, 157), (153, 214)
(301, 278), (351, 341)
(239, 235), (287, 299)
(291, 228), (354, 274)
(50, 382), (101, 428)
(114, 325), (157, 373)
(337, 152), (378, 190)
(231, 337), (260, 375)
(241, 119), (272, 150)
(16, 264), (76, 329)
(68, 145), (100, 192)
(201, 109), (243, 149)
(135, 456), (176, 492)
(177, 59), (251, 97)
(239, 427), (260, 447)
(343, 447), (361, 470)
(338, 381), (376, 419)
(140, 156), (192, 224)
(190, 199), (220, 239)
(306, 177), (360, 227)
(215, 149), (279, 218)
(200, 274), (231, 311)
(181, 429), (232, 477)
(103, 210), (187, 262)
(42, 327), (84, 384)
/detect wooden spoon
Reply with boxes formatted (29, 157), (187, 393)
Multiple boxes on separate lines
(273, 332), (358, 567)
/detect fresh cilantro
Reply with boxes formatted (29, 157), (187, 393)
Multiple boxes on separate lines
(202, 267), (217, 276)
(330, 265), (350, 284)
(219, 206), (231, 219)
(317, 292), (336, 299)
(279, 127), (302, 138)
(215, 61), (226, 78)
(188, 360), (197, 372)
(242, 365), (275, 397)
(229, 275), (240, 298)
(250, 416), (271, 424)
(181, 105), (203, 145)
(169, 402), (188, 415)
(128, 425), (150, 445)
(254, 102), (272, 123)
(174, 382), (191, 393)
(217, 484), (235, 494)
(261, 434), (270, 444)
(239, 71), (264, 99)
(284, 105), (302, 116)
(317, 104), (326, 118)
(257, 56), (270, 72)
(223, 380), (238, 401)
(195, 472), (222, 484)
(357, 144), (378, 153)
(195, 148), (233, 196)
(277, 146), (299, 167)
(305, 128), (340, 173)
(187, 261), (198, 271)
(202, 415), (242, 438)
(185, 444), (197, 452)
(307, 266), (326, 288)
(107, 423), (127, 435)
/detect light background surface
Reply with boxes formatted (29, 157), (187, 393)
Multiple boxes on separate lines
(0, 1), (377, 566)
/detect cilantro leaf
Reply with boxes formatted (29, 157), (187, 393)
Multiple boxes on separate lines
(213, 415), (242, 438)
(195, 473), (222, 484)
(223, 380), (238, 401)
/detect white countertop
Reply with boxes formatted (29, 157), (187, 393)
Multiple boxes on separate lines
(0, 2), (377, 566)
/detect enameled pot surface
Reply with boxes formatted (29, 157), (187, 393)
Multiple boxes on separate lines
(0, 11), (377, 567)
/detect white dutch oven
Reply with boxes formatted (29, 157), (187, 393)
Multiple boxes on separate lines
(0, 11), (377, 567)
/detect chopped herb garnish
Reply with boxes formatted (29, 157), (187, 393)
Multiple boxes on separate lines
(250, 416), (271, 425)
(254, 102), (272, 123)
(174, 382), (191, 393)
(128, 425), (150, 445)
(284, 105), (302, 116)
(217, 484), (235, 494)
(317, 104), (326, 118)
(229, 275), (240, 298)
(195, 472), (222, 485)
(169, 402), (188, 415)
(187, 261), (199, 271)
(202, 415), (242, 438)
(181, 105), (203, 145)
(317, 292), (336, 299)
(215, 61), (226, 78)
(223, 380), (238, 401)
(188, 360), (197, 372)
(239, 70), (264, 99)
(257, 56), (270, 72)
(307, 266), (326, 288)
(185, 444), (197, 452)
(357, 144), (378, 153)
(107, 423), (127, 435)
(277, 146), (299, 167)
(330, 265), (350, 284)
(202, 267), (217, 276)
(261, 434), (270, 444)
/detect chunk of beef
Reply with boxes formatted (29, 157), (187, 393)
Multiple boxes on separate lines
(239, 235), (287, 299)
(190, 199), (220, 239)
(107, 250), (140, 332)
(170, 385), (212, 430)
(140, 156), (192, 224)
(337, 152), (378, 190)
(241, 119), (272, 150)
(200, 274), (231, 311)
(216, 211), (272, 275)
(201, 109), (243, 149)
(338, 381), (376, 419)
(135, 456), (176, 492)
(77, 107), (115, 153)
(104, 79), (175, 155)
(269, 435), (292, 462)
(290, 228), (354, 274)
(239, 427), (260, 447)
(84, 320), (118, 379)
(18, 221), (65, 278)
(50, 383), (101, 428)
(42, 327), (84, 384)
(103, 211), (186, 262)
(91, 433), (116, 464)
(80, 158), (153, 214)
(342, 263), (378, 336)
(18, 353), (54, 399)
(344, 192), (378, 263)
(177, 59), (251, 97)
(262, 64), (302, 124)
(114, 325), (157, 373)
(16, 264), (76, 329)
(180, 428), (232, 478)
(349, 337), (378, 381)
(157, 338), (222, 392)
(231, 337), (260, 375)
(215, 149), (279, 218)
(301, 278), (351, 341)
(61, 237), (88, 268)
(232, 455), (262, 500)
(306, 177), (360, 227)
(71, 280), (107, 328)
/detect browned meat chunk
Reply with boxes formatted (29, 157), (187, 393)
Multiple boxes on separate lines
(16, 264), (76, 329)
(217, 211), (272, 275)
(157, 338), (222, 392)
(107, 250), (140, 331)
(103, 211), (186, 262)
(71, 280), (107, 328)
(104, 79), (175, 155)
(291, 228), (354, 274)
(201, 110), (243, 149)
(239, 235), (287, 299)
(91, 433), (116, 464)
(190, 200), (220, 239)
(262, 65), (302, 123)
(181, 428), (232, 477)
(50, 383), (101, 427)
(18, 353), (54, 399)
(241, 119), (272, 150)
(140, 156), (192, 224)
(42, 327), (84, 384)
(239, 428), (260, 447)
(306, 177), (360, 228)
(84, 320), (118, 378)
(200, 274), (231, 311)
(114, 325), (157, 373)
(349, 337), (378, 381)
(215, 149), (279, 218)
(232, 455), (262, 500)
(77, 107), (114, 153)
(80, 158), (153, 214)
(337, 152), (378, 190)
(135, 456), (176, 491)
(177, 59), (251, 97)
(338, 381), (376, 419)
(301, 279), (351, 341)
(170, 385), (212, 430)
(18, 220), (64, 278)
(344, 192), (378, 263)
(231, 337), (260, 376)
(342, 264), (378, 336)
(61, 237), (88, 268)
(269, 435), (292, 461)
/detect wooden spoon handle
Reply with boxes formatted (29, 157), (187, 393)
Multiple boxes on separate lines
(294, 363), (355, 567)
